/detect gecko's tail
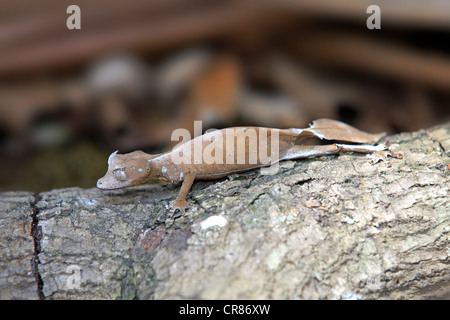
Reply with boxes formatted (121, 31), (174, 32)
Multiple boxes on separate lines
(303, 118), (386, 144)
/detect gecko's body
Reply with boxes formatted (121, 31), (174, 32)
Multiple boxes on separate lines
(97, 119), (400, 211)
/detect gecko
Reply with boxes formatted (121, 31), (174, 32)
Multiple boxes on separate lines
(97, 118), (401, 212)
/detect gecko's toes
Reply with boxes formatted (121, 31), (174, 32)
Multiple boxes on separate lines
(169, 199), (188, 212)
(366, 148), (403, 167)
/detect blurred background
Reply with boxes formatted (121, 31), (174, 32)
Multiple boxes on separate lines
(0, 0), (449, 192)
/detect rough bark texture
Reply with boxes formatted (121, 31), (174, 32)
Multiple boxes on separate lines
(0, 192), (40, 299)
(1, 122), (449, 299)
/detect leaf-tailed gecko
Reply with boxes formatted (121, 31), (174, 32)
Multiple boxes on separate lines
(97, 119), (401, 211)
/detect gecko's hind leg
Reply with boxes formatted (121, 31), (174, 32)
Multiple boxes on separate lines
(281, 143), (392, 161)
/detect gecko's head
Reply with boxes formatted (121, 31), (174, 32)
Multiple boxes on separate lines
(97, 150), (150, 190)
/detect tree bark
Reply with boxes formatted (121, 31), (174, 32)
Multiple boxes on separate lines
(1, 122), (449, 299)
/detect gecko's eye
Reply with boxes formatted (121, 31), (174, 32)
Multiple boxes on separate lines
(112, 168), (127, 181)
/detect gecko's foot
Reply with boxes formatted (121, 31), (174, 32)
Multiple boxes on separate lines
(366, 144), (403, 167)
(169, 199), (188, 212)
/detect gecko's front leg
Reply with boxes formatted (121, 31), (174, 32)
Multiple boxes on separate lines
(169, 171), (196, 212)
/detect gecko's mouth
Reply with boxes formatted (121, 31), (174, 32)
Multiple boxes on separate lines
(96, 178), (116, 190)
(96, 178), (108, 189)
(96, 176), (130, 190)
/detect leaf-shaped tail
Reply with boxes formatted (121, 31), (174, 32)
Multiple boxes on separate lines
(306, 118), (386, 144)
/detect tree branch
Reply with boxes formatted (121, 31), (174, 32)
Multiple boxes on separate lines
(1, 122), (449, 299)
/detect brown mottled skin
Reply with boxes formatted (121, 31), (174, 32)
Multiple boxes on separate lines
(97, 119), (399, 212)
